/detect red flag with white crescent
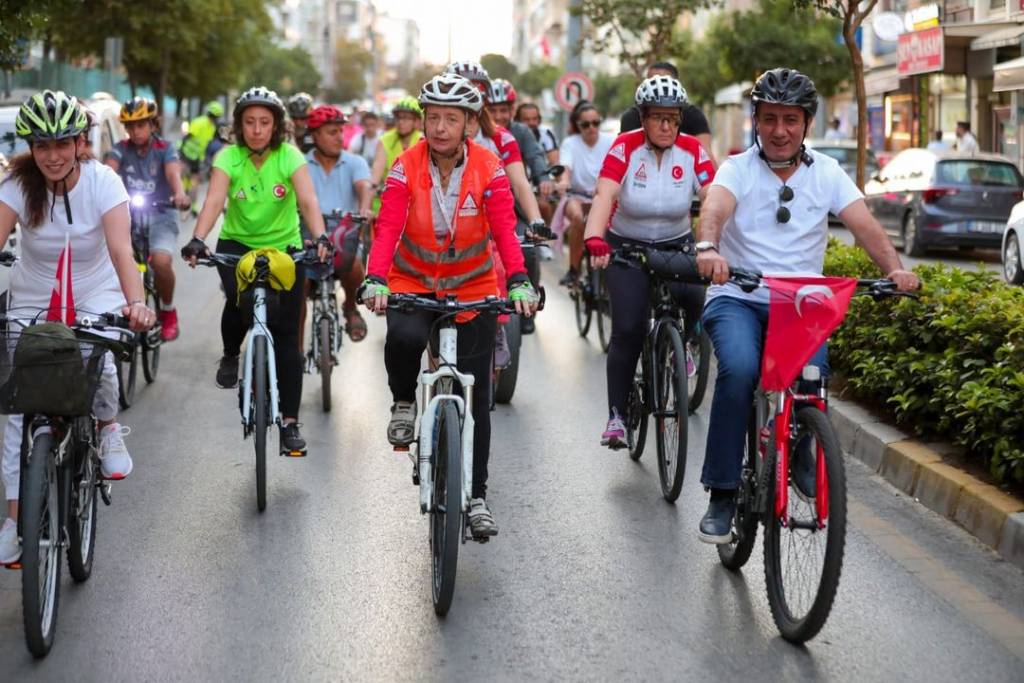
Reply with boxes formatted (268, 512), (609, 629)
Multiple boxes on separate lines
(46, 233), (76, 326)
(760, 276), (857, 391)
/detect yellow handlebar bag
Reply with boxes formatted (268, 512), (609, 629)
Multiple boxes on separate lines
(235, 248), (296, 304)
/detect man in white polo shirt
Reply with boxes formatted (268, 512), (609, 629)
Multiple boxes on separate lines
(693, 68), (919, 543)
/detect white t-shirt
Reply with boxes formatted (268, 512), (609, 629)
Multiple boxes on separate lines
(348, 130), (379, 166)
(707, 145), (863, 304)
(560, 132), (614, 197)
(0, 161), (129, 314)
(538, 125), (559, 153)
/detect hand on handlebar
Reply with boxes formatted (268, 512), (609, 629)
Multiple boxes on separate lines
(181, 237), (210, 267)
(508, 278), (541, 317)
(173, 192), (191, 211)
(585, 236), (611, 269)
(315, 233), (333, 263)
(885, 269), (920, 292)
(358, 277), (390, 313)
(697, 248), (730, 285)
(121, 300), (156, 332)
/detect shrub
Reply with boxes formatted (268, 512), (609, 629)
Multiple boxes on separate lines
(823, 237), (1024, 483)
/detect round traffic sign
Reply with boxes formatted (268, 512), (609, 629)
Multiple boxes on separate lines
(554, 72), (594, 112)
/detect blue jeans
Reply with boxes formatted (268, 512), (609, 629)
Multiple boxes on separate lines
(700, 295), (828, 490)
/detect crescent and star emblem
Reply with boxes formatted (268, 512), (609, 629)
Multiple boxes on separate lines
(794, 284), (835, 317)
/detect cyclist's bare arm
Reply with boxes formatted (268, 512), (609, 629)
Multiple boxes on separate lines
(164, 159), (189, 207)
(191, 167), (231, 243)
(505, 160), (542, 223)
(370, 139), (387, 186)
(291, 165), (326, 240)
(546, 149), (559, 166)
(102, 202), (150, 328)
(583, 177), (621, 242)
(556, 162), (572, 194)
(696, 185), (737, 284)
(0, 199), (17, 247)
(839, 199), (917, 289)
(105, 156), (121, 173)
(355, 178), (373, 216)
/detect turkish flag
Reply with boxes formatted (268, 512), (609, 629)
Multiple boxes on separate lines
(761, 276), (857, 391)
(46, 233), (76, 326)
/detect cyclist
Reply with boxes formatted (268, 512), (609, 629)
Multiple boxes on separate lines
(359, 74), (541, 538)
(179, 100), (224, 205)
(301, 104), (373, 343)
(514, 102), (559, 166)
(347, 111), (381, 167)
(0, 91), (155, 562)
(105, 96), (190, 341)
(180, 86), (330, 455)
(556, 100), (613, 286)
(693, 68), (918, 542)
(370, 97), (423, 189)
(583, 76), (715, 449)
(287, 92), (315, 154)
(204, 121), (232, 172)
(620, 61), (716, 169)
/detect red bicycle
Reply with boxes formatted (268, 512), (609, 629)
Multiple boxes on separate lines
(713, 269), (916, 642)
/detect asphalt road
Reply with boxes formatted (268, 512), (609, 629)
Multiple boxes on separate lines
(0, 249), (1023, 681)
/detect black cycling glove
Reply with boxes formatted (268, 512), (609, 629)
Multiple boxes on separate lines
(181, 237), (209, 260)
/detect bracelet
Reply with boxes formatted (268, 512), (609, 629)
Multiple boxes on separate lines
(128, 300), (144, 306)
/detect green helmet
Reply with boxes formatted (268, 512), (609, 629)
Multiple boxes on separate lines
(393, 96), (423, 118)
(205, 100), (224, 118)
(15, 90), (89, 142)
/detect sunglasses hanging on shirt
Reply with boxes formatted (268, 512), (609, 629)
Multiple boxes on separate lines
(776, 184), (794, 224)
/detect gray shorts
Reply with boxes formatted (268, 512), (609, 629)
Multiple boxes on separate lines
(147, 213), (180, 255)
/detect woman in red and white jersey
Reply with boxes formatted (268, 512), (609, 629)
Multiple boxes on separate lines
(583, 76), (716, 449)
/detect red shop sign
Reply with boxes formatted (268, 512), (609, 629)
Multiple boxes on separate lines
(898, 27), (944, 76)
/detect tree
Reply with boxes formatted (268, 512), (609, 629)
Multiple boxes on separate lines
(243, 45), (321, 97)
(326, 37), (372, 103)
(517, 63), (561, 98)
(575, 0), (720, 78)
(480, 53), (518, 82)
(798, 0), (878, 188)
(398, 63), (441, 97)
(591, 72), (636, 119)
(0, 0), (71, 96)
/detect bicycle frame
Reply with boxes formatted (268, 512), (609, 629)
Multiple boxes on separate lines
(240, 285), (282, 434)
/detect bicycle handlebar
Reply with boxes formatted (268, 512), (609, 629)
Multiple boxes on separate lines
(386, 290), (546, 316)
(194, 247), (323, 269)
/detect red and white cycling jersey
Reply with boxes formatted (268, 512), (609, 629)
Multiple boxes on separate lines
(599, 129), (715, 242)
(474, 126), (523, 167)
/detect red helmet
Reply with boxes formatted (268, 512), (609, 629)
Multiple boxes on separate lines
(307, 105), (346, 131)
(486, 79), (518, 105)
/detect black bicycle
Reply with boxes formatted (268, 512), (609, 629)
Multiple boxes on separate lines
(0, 309), (132, 658)
(572, 247), (611, 352)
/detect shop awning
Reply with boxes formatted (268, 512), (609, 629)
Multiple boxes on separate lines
(971, 24), (1024, 50)
(714, 82), (753, 106)
(994, 56), (1024, 92)
(864, 67), (901, 96)
(943, 20), (1017, 39)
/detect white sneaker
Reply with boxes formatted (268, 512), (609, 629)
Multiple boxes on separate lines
(468, 498), (499, 538)
(0, 517), (20, 564)
(99, 423), (134, 480)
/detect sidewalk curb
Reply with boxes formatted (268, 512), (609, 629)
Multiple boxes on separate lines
(830, 397), (1024, 571)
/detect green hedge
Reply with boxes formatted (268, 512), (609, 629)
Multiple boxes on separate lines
(823, 237), (1024, 484)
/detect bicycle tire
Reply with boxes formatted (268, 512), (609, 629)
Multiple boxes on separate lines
(319, 317), (333, 412)
(494, 314), (521, 404)
(574, 262), (593, 338)
(596, 269), (611, 354)
(117, 340), (139, 409)
(431, 400), (462, 616)
(67, 418), (98, 582)
(253, 335), (268, 512)
(718, 407), (760, 570)
(764, 406), (846, 643)
(142, 285), (161, 384)
(626, 371), (648, 462)
(21, 430), (62, 658)
(687, 328), (711, 413)
(654, 323), (688, 502)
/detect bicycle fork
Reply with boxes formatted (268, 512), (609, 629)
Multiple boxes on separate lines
(240, 289), (282, 436)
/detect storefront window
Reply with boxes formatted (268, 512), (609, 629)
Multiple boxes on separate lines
(930, 74), (967, 145)
(886, 94), (914, 151)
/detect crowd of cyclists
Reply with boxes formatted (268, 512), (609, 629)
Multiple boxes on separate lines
(0, 58), (920, 582)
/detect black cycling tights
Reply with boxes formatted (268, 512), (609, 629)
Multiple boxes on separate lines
(604, 234), (705, 419)
(385, 304), (496, 499)
(216, 238), (305, 419)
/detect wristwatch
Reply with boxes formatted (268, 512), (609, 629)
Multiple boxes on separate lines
(695, 241), (718, 252)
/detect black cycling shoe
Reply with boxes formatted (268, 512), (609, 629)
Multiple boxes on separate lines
(520, 315), (535, 335)
(558, 269), (577, 287)
(698, 489), (736, 544)
(280, 422), (307, 456)
(791, 432), (816, 500)
(216, 355), (239, 389)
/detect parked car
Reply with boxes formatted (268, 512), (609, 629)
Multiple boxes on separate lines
(0, 105), (30, 171)
(806, 138), (880, 181)
(1000, 200), (1024, 284)
(863, 149), (1023, 256)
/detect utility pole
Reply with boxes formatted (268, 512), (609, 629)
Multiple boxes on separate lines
(567, 0), (582, 73)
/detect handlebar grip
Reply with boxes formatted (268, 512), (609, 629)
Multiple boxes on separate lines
(0, 251), (16, 265)
(101, 313), (133, 329)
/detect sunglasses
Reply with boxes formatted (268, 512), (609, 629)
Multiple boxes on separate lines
(578, 119), (601, 129)
(776, 185), (794, 223)
(644, 113), (680, 127)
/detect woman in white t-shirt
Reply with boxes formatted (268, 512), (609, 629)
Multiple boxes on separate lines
(556, 101), (613, 285)
(0, 91), (154, 564)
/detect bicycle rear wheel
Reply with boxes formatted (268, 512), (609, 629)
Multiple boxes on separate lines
(764, 406), (846, 643)
(20, 430), (62, 658)
(654, 323), (688, 502)
(253, 336), (269, 512)
(431, 400), (462, 616)
(718, 406), (760, 570)
(67, 419), (98, 582)
(319, 317), (333, 412)
(494, 314), (521, 404)
(596, 269), (611, 353)
(574, 263), (593, 338)
(687, 327), (711, 413)
(117, 340), (139, 409)
(142, 285), (161, 384)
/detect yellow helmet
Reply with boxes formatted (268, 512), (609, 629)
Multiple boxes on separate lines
(119, 96), (158, 123)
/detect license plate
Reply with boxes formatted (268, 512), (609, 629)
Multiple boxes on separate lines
(967, 221), (1004, 233)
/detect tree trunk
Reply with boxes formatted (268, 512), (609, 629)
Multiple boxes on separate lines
(156, 50), (169, 134)
(844, 21), (868, 191)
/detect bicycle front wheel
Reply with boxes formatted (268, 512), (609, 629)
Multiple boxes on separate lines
(687, 327), (711, 413)
(654, 323), (688, 502)
(574, 263), (593, 338)
(718, 407), (760, 570)
(67, 419), (98, 582)
(142, 285), (161, 383)
(494, 314), (521, 404)
(117, 340), (139, 409)
(319, 317), (333, 412)
(596, 269), (611, 353)
(626, 370), (648, 462)
(253, 335), (269, 512)
(764, 406), (847, 643)
(431, 400), (462, 616)
(21, 430), (62, 658)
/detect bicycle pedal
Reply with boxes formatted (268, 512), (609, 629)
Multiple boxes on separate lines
(99, 482), (112, 506)
(393, 445), (410, 453)
(282, 449), (307, 458)
(2, 561), (22, 570)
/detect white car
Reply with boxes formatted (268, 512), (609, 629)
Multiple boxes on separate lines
(1001, 200), (1024, 284)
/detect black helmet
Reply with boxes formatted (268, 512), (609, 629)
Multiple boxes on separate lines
(287, 92), (314, 119)
(750, 68), (818, 118)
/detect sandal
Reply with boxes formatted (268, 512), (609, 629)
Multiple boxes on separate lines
(344, 309), (368, 342)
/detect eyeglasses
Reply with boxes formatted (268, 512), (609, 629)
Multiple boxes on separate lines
(578, 120), (601, 129)
(644, 113), (680, 127)
(776, 185), (794, 223)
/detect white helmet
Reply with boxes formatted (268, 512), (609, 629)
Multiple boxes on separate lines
(419, 74), (484, 113)
(445, 60), (490, 85)
(635, 75), (688, 110)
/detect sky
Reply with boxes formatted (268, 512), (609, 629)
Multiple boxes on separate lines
(374, 0), (514, 66)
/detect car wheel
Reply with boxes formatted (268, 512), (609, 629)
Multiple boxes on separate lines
(1004, 232), (1024, 285)
(902, 212), (925, 257)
